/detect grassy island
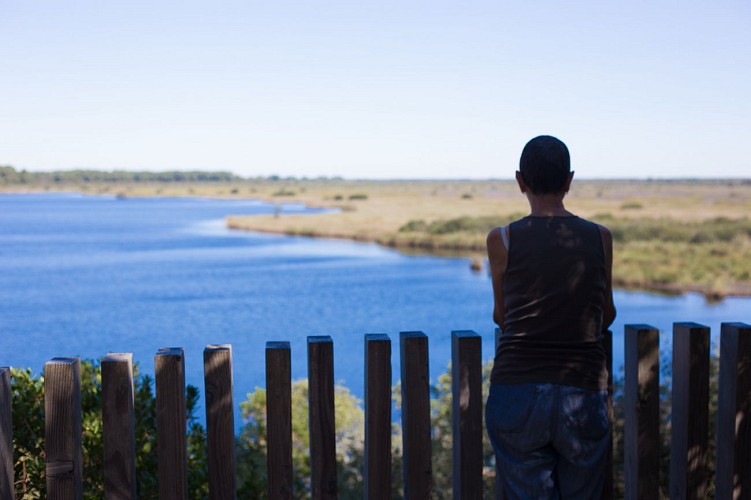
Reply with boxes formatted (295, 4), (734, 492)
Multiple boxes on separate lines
(2, 168), (750, 299)
(224, 179), (751, 300)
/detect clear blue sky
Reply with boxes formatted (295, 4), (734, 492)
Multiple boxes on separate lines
(1, 1), (749, 179)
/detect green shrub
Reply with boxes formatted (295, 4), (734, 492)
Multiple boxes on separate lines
(620, 201), (644, 210)
(11, 362), (206, 499)
(237, 380), (368, 499)
(272, 189), (296, 197)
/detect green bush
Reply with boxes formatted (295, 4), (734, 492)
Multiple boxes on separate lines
(8, 354), (723, 498)
(620, 201), (644, 210)
(398, 214), (525, 235)
(10, 362), (206, 499)
(272, 189), (296, 197)
(237, 380), (369, 499)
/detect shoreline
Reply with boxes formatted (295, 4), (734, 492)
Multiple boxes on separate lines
(226, 216), (751, 301)
(4, 183), (751, 301)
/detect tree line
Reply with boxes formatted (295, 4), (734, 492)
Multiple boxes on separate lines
(0, 166), (239, 184)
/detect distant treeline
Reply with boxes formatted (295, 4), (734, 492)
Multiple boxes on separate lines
(0, 165), (239, 184)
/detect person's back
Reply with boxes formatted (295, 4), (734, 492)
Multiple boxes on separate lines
(485, 136), (615, 499)
(492, 215), (608, 390)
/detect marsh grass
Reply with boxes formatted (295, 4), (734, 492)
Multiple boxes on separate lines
(5, 177), (751, 297)
(223, 179), (751, 297)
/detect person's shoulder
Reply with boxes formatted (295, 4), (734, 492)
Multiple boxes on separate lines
(585, 219), (613, 248)
(486, 226), (502, 246)
(577, 216), (612, 238)
(595, 223), (612, 242)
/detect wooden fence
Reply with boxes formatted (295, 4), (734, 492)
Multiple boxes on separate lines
(1, 322), (750, 499)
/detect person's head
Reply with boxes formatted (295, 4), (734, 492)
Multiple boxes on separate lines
(517, 135), (572, 195)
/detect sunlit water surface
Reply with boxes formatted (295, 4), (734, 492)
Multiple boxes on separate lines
(1, 193), (748, 424)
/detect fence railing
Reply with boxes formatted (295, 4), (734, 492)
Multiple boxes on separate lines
(1, 321), (750, 499)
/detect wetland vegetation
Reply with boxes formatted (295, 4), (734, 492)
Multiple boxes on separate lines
(3, 165), (750, 299)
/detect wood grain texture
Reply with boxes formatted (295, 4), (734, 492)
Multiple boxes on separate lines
(601, 329), (614, 500)
(266, 341), (293, 499)
(204, 345), (236, 500)
(155, 347), (188, 500)
(44, 357), (83, 500)
(400, 331), (433, 499)
(0, 367), (13, 500)
(670, 323), (710, 500)
(101, 353), (137, 500)
(307, 336), (337, 499)
(493, 328), (503, 500)
(451, 331), (482, 500)
(716, 322), (751, 500)
(623, 325), (660, 500)
(364, 334), (391, 500)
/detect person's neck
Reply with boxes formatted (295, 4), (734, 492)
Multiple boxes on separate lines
(526, 194), (573, 217)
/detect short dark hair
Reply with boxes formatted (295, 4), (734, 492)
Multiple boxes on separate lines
(519, 135), (571, 195)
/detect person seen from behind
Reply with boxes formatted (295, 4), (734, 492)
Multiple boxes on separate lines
(485, 135), (616, 499)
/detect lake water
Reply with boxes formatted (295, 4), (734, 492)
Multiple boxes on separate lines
(1, 193), (749, 422)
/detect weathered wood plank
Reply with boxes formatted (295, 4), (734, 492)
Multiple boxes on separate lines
(0, 367), (13, 500)
(493, 328), (503, 500)
(44, 357), (83, 500)
(670, 322), (710, 499)
(400, 331), (432, 499)
(204, 344), (236, 500)
(364, 334), (391, 500)
(451, 331), (482, 500)
(716, 322), (751, 499)
(155, 347), (188, 500)
(266, 341), (293, 499)
(101, 353), (137, 500)
(623, 324), (660, 500)
(308, 336), (337, 499)
(603, 329), (614, 500)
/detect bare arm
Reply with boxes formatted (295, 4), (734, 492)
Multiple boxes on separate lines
(598, 224), (617, 328)
(487, 227), (509, 328)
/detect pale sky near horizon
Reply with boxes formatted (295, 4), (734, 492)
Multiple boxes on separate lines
(1, 1), (749, 179)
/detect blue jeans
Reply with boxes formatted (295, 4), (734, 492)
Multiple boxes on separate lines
(485, 383), (610, 500)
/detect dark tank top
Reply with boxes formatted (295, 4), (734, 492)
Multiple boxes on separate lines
(490, 216), (608, 390)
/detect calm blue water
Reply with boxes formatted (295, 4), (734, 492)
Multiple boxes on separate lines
(1, 193), (749, 421)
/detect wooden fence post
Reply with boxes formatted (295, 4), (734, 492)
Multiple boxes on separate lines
(204, 344), (236, 500)
(623, 324), (660, 500)
(716, 322), (751, 499)
(400, 331), (432, 499)
(451, 331), (482, 500)
(308, 336), (337, 499)
(101, 353), (137, 500)
(155, 347), (188, 500)
(670, 322), (710, 499)
(0, 367), (13, 500)
(493, 329), (503, 500)
(45, 357), (83, 500)
(266, 341), (293, 499)
(364, 334), (391, 500)
(603, 329), (614, 500)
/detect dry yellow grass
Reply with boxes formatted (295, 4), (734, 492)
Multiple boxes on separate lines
(224, 178), (751, 239)
(6, 178), (751, 296)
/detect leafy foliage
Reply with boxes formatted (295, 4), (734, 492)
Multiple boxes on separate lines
(427, 361), (496, 498)
(237, 380), (367, 499)
(10, 361), (207, 499)
(9, 353), (723, 498)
